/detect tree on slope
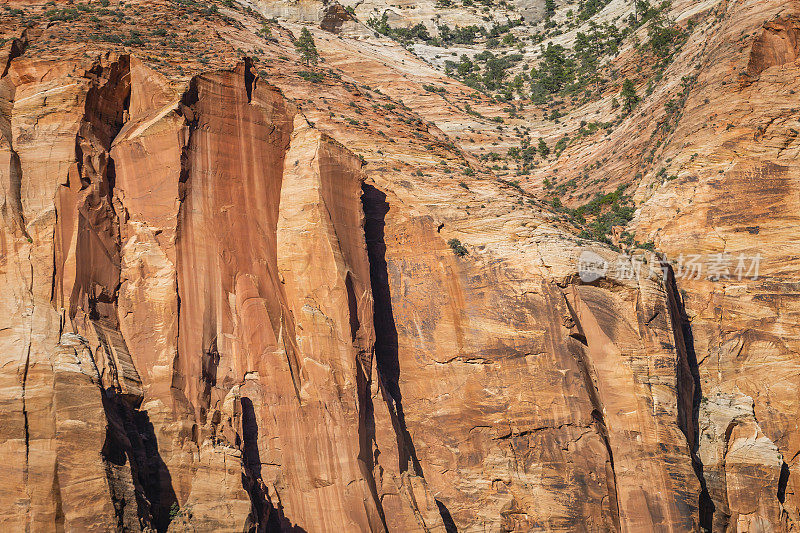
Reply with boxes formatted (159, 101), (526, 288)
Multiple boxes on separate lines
(545, 0), (556, 19)
(621, 78), (639, 113)
(295, 27), (319, 67)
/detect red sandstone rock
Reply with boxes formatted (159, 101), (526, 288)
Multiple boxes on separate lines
(0, 0), (798, 531)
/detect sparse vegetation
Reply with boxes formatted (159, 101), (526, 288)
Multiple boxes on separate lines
(537, 138), (550, 158)
(621, 78), (639, 113)
(169, 503), (181, 520)
(448, 238), (469, 257)
(368, 13), (434, 44)
(298, 70), (324, 83)
(295, 27), (319, 67)
(566, 185), (635, 243)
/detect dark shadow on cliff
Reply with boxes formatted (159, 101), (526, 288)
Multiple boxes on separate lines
(778, 461), (790, 504)
(362, 183), (458, 532)
(436, 500), (459, 533)
(348, 267), (390, 530)
(101, 392), (178, 533)
(361, 184), (418, 473)
(664, 264), (714, 531)
(200, 339), (220, 425)
(239, 397), (307, 533)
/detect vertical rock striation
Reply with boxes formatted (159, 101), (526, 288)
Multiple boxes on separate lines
(0, 1), (794, 527)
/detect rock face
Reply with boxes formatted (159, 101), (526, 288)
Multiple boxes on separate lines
(0, 0), (798, 531)
(0, 48), (697, 532)
(699, 392), (787, 532)
(630, 2), (800, 530)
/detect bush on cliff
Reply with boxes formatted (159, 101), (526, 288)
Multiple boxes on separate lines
(448, 238), (469, 257)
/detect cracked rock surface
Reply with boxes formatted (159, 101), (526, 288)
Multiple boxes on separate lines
(0, 0), (798, 531)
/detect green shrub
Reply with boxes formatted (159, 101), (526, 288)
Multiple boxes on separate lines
(448, 238), (469, 257)
(298, 71), (324, 83)
(621, 78), (639, 113)
(169, 503), (181, 519)
(537, 138), (550, 157)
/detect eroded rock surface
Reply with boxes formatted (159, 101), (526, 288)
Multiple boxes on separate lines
(0, 0), (798, 531)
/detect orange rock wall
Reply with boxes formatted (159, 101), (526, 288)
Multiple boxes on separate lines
(0, 1), (795, 525)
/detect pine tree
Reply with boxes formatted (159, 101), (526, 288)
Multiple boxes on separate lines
(545, 0), (556, 18)
(258, 23), (272, 39)
(635, 0), (649, 23)
(295, 27), (319, 67)
(538, 138), (550, 158)
(621, 78), (639, 113)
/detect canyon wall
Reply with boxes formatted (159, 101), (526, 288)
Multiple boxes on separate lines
(0, 49), (705, 532)
(0, 0), (798, 531)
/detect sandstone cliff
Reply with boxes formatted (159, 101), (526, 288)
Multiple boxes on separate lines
(0, 0), (797, 531)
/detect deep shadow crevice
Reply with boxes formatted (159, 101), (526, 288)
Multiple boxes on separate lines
(778, 461), (790, 504)
(436, 499), (459, 533)
(244, 57), (255, 103)
(239, 397), (307, 533)
(361, 183), (458, 532)
(101, 391), (178, 533)
(663, 263), (714, 531)
(361, 184), (416, 473)
(1, 33), (28, 78)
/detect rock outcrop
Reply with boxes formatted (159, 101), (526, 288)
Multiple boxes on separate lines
(0, 47), (698, 532)
(0, 0), (798, 531)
